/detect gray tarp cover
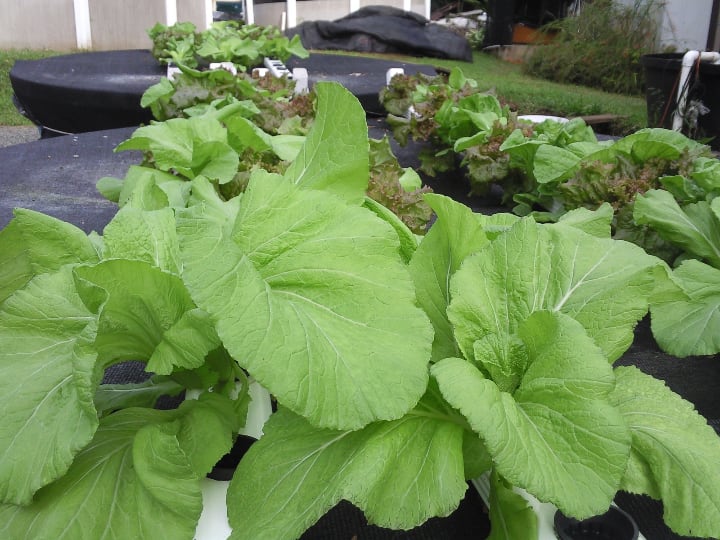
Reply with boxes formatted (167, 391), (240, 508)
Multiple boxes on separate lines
(285, 6), (472, 62)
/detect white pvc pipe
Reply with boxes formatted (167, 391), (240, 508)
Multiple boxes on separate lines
(204, 0), (214, 29)
(244, 0), (255, 25)
(286, 0), (297, 28)
(72, 0), (92, 49)
(425, 0), (431, 20)
(403, 0), (411, 12)
(349, 0), (360, 13)
(673, 50), (720, 131)
(165, 0), (178, 26)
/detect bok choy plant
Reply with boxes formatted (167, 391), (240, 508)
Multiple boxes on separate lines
(1, 83), (719, 540)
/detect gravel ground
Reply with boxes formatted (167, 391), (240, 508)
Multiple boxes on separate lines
(0, 125), (41, 148)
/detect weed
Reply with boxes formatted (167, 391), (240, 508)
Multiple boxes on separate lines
(523, 0), (661, 96)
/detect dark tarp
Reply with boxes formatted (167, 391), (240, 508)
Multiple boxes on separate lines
(285, 6), (473, 62)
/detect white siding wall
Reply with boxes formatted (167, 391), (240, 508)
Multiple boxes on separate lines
(658, 0), (714, 50)
(614, 0), (715, 51)
(0, 0), (212, 51)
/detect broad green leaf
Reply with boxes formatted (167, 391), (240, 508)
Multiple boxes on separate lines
(432, 312), (631, 518)
(557, 202), (613, 238)
(0, 209), (99, 303)
(448, 66), (469, 90)
(449, 218), (662, 363)
(178, 174), (432, 429)
(362, 196), (418, 263)
(634, 189), (720, 267)
(284, 82), (369, 204)
(187, 176), (241, 223)
(472, 332), (528, 394)
(659, 175), (705, 202)
(94, 377), (184, 414)
(566, 140), (607, 157)
(487, 471), (538, 540)
(270, 134), (305, 162)
(117, 171), (170, 210)
(474, 212), (521, 240)
(140, 76), (175, 108)
(186, 140), (240, 184)
(74, 260), (199, 366)
(227, 406), (467, 539)
(224, 114), (272, 153)
(650, 259), (720, 356)
(103, 207), (181, 274)
(613, 128), (706, 156)
(499, 129), (546, 172)
(409, 194), (488, 362)
(620, 447), (661, 500)
(117, 116), (239, 184)
(533, 144), (581, 184)
(0, 397), (236, 540)
(632, 140), (682, 162)
(398, 167), (422, 192)
(95, 175), (124, 202)
(454, 130), (489, 152)
(611, 366), (720, 538)
(117, 118), (195, 167)
(147, 308), (221, 374)
(691, 156), (720, 191)
(463, 432), (493, 479)
(110, 165), (190, 210)
(0, 267), (99, 505)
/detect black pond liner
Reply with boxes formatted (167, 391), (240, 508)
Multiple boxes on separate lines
(554, 506), (638, 540)
(9, 50), (438, 135)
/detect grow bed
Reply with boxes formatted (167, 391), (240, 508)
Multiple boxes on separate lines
(1, 127), (718, 540)
(9, 50), (438, 136)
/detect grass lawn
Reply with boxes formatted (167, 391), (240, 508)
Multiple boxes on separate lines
(0, 48), (648, 133)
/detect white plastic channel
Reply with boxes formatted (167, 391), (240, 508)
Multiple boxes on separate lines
(192, 380), (273, 540)
(471, 474), (646, 540)
(673, 50), (720, 131)
(244, 0), (255, 24)
(72, 0), (92, 49)
(165, 0), (178, 26)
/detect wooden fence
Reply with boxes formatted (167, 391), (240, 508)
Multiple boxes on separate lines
(0, 0), (429, 51)
(0, 0), (213, 51)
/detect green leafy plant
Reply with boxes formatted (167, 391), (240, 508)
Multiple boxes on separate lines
(148, 20), (308, 70)
(383, 68), (720, 357)
(380, 67), (594, 200)
(2, 83), (720, 540)
(127, 76), (432, 233)
(141, 63), (316, 134)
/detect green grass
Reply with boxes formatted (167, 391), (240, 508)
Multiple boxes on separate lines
(0, 49), (64, 125)
(0, 48), (648, 134)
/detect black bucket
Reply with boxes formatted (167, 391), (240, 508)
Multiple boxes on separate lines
(641, 52), (720, 149)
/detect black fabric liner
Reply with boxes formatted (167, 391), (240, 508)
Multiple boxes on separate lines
(9, 50), (438, 134)
(3, 125), (720, 539)
(10, 50), (161, 135)
(285, 6), (473, 63)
